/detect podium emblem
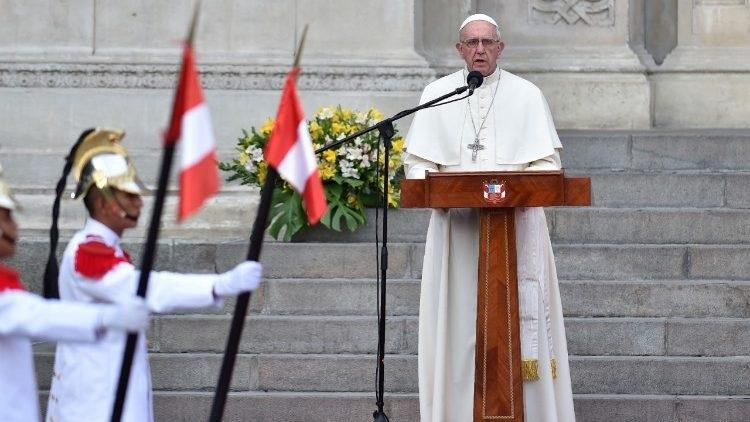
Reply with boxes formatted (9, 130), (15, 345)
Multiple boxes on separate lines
(483, 179), (507, 204)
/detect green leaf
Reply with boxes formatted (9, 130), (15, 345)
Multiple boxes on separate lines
(267, 189), (306, 241)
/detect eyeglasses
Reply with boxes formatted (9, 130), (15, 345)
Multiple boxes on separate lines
(460, 38), (499, 49)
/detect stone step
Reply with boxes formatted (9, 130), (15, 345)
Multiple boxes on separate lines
(0, 148), (239, 191)
(258, 279), (750, 318)
(565, 317), (750, 357)
(146, 392), (750, 422)
(553, 244), (750, 281)
(550, 208), (750, 244)
(584, 171), (749, 209)
(299, 207), (750, 244)
(7, 172), (750, 226)
(569, 356), (750, 396)
(30, 391), (724, 422)
(36, 390), (750, 421)
(32, 353), (750, 395)
(559, 130), (750, 171)
(14, 198), (750, 252)
(561, 280), (750, 319)
(151, 315), (749, 358)
(572, 394), (750, 422)
(13, 239), (750, 296)
(153, 315), (418, 355)
(5, 131), (750, 190)
(152, 391), (419, 422)
(10, 189), (257, 241)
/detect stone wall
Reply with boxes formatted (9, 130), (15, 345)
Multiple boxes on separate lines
(0, 0), (748, 166)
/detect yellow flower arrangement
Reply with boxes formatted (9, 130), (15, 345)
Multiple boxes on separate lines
(259, 117), (275, 136)
(220, 105), (405, 241)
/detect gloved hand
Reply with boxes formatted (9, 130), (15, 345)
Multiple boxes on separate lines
(212, 261), (263, 297)
(98, 296), (150, 332)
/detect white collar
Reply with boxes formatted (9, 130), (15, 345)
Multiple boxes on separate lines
(464, 66), (501, 89)
(83, 218), (120, 246)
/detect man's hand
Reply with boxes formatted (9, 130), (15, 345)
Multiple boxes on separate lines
(213, 261), (263, 297)
(98, 297), (150, 333)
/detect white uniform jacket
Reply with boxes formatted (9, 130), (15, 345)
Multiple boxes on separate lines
(0, 264), (102, 422)
(47, 218), (222, 422)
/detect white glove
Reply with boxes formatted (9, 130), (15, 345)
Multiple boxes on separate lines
(98, 297), (150, 332)
(213, 261), (263, 297)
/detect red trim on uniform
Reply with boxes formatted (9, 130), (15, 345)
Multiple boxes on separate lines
(74, 241), (130, 280)
(0, 264), (24, 293)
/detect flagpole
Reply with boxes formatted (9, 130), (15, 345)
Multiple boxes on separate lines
(207, 168), (277, 422)
(208, 24), (309, 422)
(110, 4), (202, 422)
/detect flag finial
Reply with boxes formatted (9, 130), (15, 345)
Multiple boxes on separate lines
(186, 0), (202, 46)
(292, 24), (309, 68)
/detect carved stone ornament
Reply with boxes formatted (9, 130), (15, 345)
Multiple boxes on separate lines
(0, 62), (435, 92)
(530, 0), (615, 26)
(694, 0), (748, 5)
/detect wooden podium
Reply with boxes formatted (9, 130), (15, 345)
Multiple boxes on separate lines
(400, 171), (590, 422)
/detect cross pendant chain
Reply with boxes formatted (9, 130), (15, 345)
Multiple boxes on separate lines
(465, 70), (502, 163)
(467, 136), (485, 162)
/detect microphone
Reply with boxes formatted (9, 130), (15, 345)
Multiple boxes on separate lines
(466, 70), (484, 95)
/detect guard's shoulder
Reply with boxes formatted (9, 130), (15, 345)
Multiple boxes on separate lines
(0, 264), (24, 293)
(74, 239), (127, 280)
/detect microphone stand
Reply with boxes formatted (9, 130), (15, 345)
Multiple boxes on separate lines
(315, 83), (474, 422)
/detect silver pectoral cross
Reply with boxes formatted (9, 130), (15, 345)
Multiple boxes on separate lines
(467, 137), (485, 162)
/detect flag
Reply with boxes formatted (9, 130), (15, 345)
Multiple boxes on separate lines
(165, 43), (220, 221)
(264, 68), (327, 223)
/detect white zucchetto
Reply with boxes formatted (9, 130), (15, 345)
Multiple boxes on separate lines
(459, 13), (499, 34)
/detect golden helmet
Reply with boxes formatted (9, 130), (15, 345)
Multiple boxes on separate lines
(71, 128), (145, 199)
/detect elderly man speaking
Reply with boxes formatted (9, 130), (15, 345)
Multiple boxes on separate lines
(404, 14), (576, 422)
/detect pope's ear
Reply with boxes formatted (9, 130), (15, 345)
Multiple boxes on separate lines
(455, 42), (463, 55)
(497, 41), (506, 56)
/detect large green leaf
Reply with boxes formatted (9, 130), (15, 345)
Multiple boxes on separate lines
(267, 188), (306, 241)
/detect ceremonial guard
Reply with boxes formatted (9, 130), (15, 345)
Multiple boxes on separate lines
(44, 128), (264, 422)
(0, 166), (149, 422)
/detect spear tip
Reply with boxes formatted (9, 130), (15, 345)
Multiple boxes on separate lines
(186, 0), (202, 46)
(292, 24), (309, 69)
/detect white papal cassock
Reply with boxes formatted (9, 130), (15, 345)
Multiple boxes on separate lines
(404, 67), (575, 422)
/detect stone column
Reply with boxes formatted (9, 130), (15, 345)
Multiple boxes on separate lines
(650, 0), (750, 128)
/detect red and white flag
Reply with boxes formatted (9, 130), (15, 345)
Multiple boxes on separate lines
(165, 43), (220, 221)
(264, 68), (327, 223)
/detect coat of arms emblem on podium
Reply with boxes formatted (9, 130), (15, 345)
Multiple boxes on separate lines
(482, 179), (507, 204)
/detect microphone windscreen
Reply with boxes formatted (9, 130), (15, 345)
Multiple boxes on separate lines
(467, 70), (484, 89)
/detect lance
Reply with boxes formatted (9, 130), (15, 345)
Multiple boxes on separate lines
(208, 25), (310, 422)
(110, 4), (203, 421)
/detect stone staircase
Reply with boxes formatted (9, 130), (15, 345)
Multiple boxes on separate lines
(16, 130), (750, 421)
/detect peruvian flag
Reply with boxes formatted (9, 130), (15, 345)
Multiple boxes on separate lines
(165, 43), (220, 221)
(264, 68), (327, 223)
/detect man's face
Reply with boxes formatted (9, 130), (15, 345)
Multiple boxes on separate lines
(97, 189), (143, 234)
(455, 21), (505, 76)
(0, 208), (18, 258)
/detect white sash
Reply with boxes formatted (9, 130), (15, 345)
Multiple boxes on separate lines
(516, 207), (557, 381)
